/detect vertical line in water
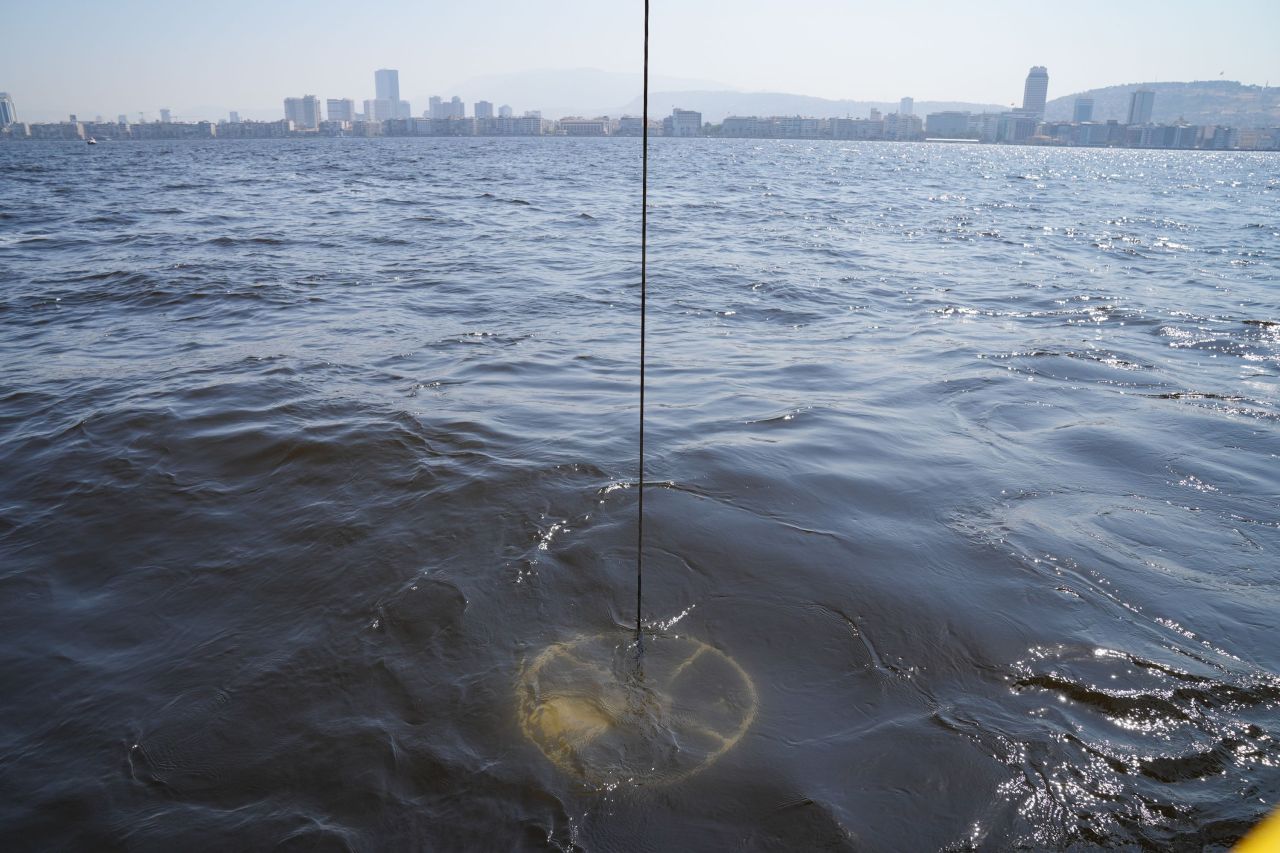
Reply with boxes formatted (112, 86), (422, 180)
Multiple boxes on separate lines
(636, 0), (650, 643)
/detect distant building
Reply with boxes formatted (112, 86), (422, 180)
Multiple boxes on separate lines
(118, 113), (129, 125)
(883, 112), (923, 141)
(722, 116), (769, 137)
(475, 100), (494, 120)
(491, 114), (542, 135)
(0, 93), (17, 126)
(831, 117), (884, 140)
(1127, 88), (1155, 125)
(559, 117), (610, 136)
(997, 111), (1039, 143)
(450, 96), (465, 118)
(926, 111), (972, 137)
(617, 115), (656, 136)
(326, 98), (355, 123)
(1021, 66), (1049, 118)
(899, 96), (914, 116)
(30, 121), (85, 140)
(374, 69), (407, 118)
(1072, 97), (1094, 123)
(160, 108), (172, 123)
(666, 108), (702, 137)
(284, 95), (321, 130)
(228, 111), (241, 124)
(498, 104), (513, 118)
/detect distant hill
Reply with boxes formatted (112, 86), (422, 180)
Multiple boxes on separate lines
(614, 91), (1005, 124)
(1045, 81), (1280, 127)
(436, 68), (733, 119)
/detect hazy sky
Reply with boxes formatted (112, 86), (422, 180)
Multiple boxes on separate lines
(5, 0), (1279, 120)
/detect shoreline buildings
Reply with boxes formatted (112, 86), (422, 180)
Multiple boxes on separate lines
(3, 67), (1278, 149)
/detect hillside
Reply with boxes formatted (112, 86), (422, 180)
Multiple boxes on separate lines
(1045, 81), (1280, 127)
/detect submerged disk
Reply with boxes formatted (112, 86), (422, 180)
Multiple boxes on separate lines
(518, 632), (757, 786)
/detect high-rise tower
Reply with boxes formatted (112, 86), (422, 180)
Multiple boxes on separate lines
(1021, 66), (1049, 118)
(1073, 97), (1094, 122)
(1127, 89), (1155, 125)
(375, 69), (403, 119)
(0, 93), (17, 126)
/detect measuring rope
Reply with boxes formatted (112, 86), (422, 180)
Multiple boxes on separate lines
(635, 0), (650, 641)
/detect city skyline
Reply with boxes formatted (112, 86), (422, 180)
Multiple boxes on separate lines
(3, 0), (1278, 122)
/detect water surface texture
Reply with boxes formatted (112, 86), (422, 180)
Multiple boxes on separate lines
(1, 138), (1278, 850)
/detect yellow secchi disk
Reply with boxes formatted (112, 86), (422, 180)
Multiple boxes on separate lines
(517, 632), (757, 786)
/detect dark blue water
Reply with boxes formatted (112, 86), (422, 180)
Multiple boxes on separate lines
(1, 137), (1277, 850)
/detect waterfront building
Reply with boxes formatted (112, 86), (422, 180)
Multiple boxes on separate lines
(375, 69), (405, 117)
(925, 111), (971, 137)
(118, 114), (129, 125)
(284, 95), (321, 130)
(883, 112), (923, 141)
(498, 104), (513, 118)
(997, 111), (1039, 143)
(30, 121), (85, 140)
(830, 117), (884, 140)
(559, 117), (610, 136)
(160, 108), (172, 123)
(210, 120), (285, 139)
(666, 108), (702, 137)
(774, 116), (821, 138)
(475, 100), (494, 120)
(327, 98), (355, 123)
(490, 114), (543, 136)
(1073, 97), (1094, 123)
(869, 108), (882, 122)
(722, 116), (769, 137)
(617, 115), (656, 136)
(228, 111), (241, 124)
(1127, 88), (1155, 125)
(0, 93), (17, 126)
(1021, 66), (1049, 118)
(899, 97), (914, 116)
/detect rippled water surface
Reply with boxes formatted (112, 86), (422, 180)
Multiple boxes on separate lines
(2, 138), (1278, 850)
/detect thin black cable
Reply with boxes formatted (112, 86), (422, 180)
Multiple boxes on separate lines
(636, 0), (650, 642)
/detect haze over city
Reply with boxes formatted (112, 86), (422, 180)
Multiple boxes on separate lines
(4, 0), (1279, 122)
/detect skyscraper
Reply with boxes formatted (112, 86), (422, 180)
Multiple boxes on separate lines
(498, 104), (513, 118)
(449, 96), (465, 118)
(1021, 66), (1049, 118)
(0, 93), (16, 126)
(429, 96), (444, 120)
(1073, 97), (1094, 122)
(374, 69), (404, 119)
(284, 95), (321, 129)
(327, 98), (355, 123)
(375, 69), (399, 105)
(899, 97), (914, 116)
(229, 111), (240, 124)
(475, 100), (494, 120)
(160, 108), (172, 123)
(1127, 89), (1155, 125)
